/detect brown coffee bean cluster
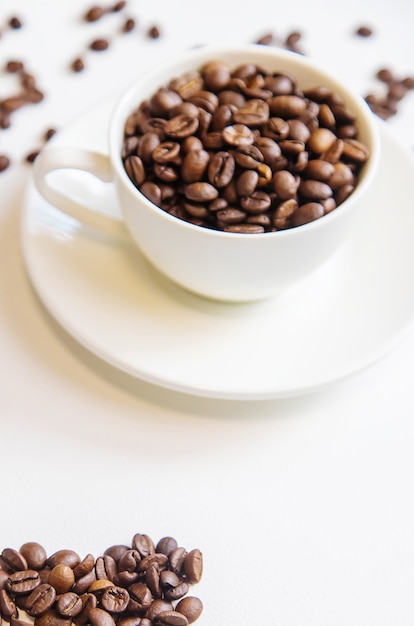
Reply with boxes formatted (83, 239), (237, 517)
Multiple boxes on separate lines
(365, 68), (414, 120)
(0, 535), (203, 626)
(122, 60), (370, 233)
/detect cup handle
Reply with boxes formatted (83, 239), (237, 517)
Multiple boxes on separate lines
(33, 145), (129, 238)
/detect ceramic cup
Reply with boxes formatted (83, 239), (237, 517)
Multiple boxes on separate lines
(33, 44), (380, 302)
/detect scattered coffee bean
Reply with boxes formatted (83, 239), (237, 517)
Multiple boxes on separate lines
(71, 57), (85, 72)
(147, 25), (161, 39)
(8, 16), (23, 29)
(84, 6), (106, 22)
(122, 18), (135, 33)
(90, 38), (110, 51)
(112, 1), (127, 11)
(355, 25), (373, 37)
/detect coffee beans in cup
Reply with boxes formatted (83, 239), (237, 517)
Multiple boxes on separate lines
(122, 58), (371, 233)
(0, 534), (203, 625)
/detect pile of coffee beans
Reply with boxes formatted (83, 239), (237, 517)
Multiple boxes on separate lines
(0, 60), (45, 131)
(122, 60), (370, 233)
(0, 534), (203, 626)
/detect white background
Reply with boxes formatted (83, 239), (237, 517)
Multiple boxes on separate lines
(1, 0), (414, 624)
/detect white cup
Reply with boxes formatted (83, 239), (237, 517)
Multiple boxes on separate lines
(34, 44), (380, 302)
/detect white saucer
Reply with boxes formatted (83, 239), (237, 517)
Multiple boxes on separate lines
(20, 103), (414, 400)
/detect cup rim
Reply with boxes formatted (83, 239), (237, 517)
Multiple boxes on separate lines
(109, 43), (381, 241)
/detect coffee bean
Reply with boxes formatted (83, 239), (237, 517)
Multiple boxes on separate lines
(85, 6), (105, 22)
(89, 607), (116, 626)
(100, 586), (130, 613)
(47, 550), (80, 569)
(147, 25), (161, 39)
(292, 202), (324, 226)
(145, 599), (173, 621)
(356, 25), (373, 37)
(175, 597), (203, 624)
(47, 565), (75, 594)
(56, 592), (83, 617)
(90, 39), (109, 51)
(153, 610), (188, 626)
(73, 554), (95, 579)
(0, 589), (18, 619)
(71, 58), (85, 73)
(183, 550), (203, 585)
(1, 548), (28, 572)
(9, 16), (22, 29)
(95, 555), (117, 581)
(6, 570), (41, 595)
(103, 546), (130, 563)
(26, 584), (56, 617)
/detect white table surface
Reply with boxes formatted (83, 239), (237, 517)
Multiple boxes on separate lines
(1, 1), (414, 624)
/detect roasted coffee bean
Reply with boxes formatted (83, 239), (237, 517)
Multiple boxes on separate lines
(224, 223), (265, 233)
(84, 6), (105, 22)
(128, 582), (153, 612)
(131, 535), (156, 560)
(56, 592), (83, 617)
(236, 170), (258, 196)
(48, 565), (75, 594)
(145, 563), (161, 599)
(341, 138), (370, 163)
(182, 149), (209, 183)
(150, 89), (183, 116)
(147, 25), (161, 39)
(175, 597), (203, 624)
(89, 607), (116, 626)
(125, 155), (146, 186)
(73, 592), (97, 625)
(164, 582), (189, 602)
(73, 568), (96, 594)
(26, 584), (56, 617)
(101, 586), (130, 613)
(0, 569), (9, 589)
(153, 610), (188, 626)
(96, 555), (117, 581)
(0, 589), (18, 619)
(72, 58), (85, 73)
(165, 115), (199, 139)
(304, 159), (334, 181)
(90, 38), (109, 51)
(222, 124), (255, 146)
(308, 128), (337, 153)
(268, 95), (307, 118)
(216, 208), (246, 226)
(335, 183), (354, 204)
(329, 163), (355, 190)
(103, 546), (130, 563)
(117, 550), (141, 573)
(201, 61), (231, 91)
(145, 600), (173, 621)
(241, 191), (271, 214)
(273, 169), (298, 199)
(234, 144), (263, 169)
(6, 570), (40, 595)
(74, 554), (95, 579)
(183, 550), (203, 584)
(184, 182), (218, 202)
(19, 541), (47, 570)
(299, 179), (333, 200)
(88, 579), (115, 596)
(1, 548), (28, 572)
(47, 550), (80, 569)
(211, 104), (234, 131)
(292, 202), (324, 226)
(233, 99), (269, 126)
